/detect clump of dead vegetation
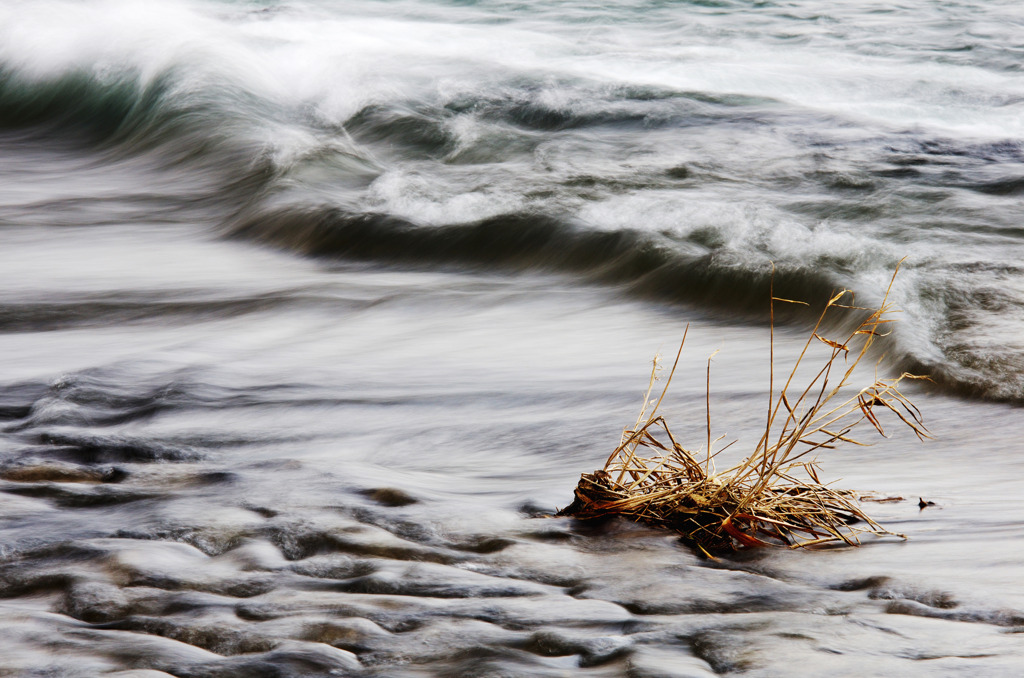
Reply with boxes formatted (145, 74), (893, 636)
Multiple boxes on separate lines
(558, 268), (928, 555)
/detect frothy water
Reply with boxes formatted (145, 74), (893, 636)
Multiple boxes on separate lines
(2, 1), (1024, 676)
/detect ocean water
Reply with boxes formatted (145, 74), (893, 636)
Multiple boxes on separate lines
(2, 1), (1024, 676)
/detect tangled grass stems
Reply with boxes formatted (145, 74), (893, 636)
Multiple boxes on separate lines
(558, 265), (929, 554)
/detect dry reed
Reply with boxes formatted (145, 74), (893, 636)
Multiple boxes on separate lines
(558, 266), (929, 554)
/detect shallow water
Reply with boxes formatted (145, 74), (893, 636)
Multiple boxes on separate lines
(2, 1), (1024, 676)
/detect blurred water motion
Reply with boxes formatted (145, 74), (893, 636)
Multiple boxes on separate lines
(2, 1), (1024, 675)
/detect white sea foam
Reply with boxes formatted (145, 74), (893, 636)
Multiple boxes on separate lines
(1, 0), (1023, 396)
(4, 3), (1024, 676)
(2, 0), (1022, 137)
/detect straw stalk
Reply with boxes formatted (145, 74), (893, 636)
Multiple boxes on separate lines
(558, 268), (928, 554)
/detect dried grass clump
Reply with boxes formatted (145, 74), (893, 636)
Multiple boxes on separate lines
(558, 268), (929, 555)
